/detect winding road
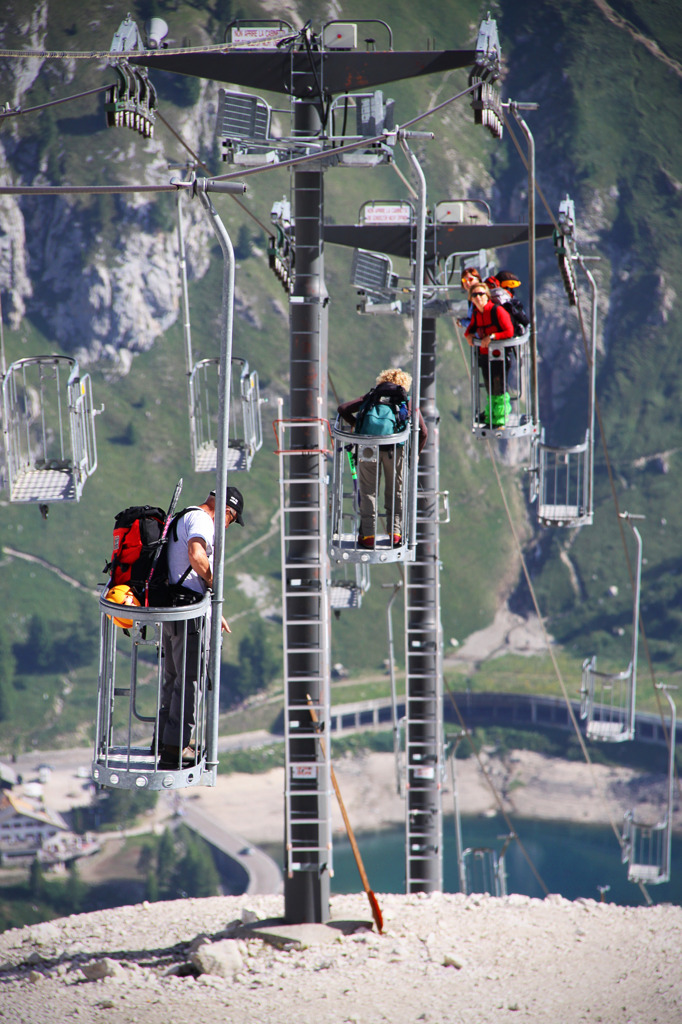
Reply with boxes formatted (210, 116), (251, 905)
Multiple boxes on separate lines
(11, 734), (283, 896)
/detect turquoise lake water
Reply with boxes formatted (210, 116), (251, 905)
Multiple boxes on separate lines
(328, 816), (682, 906)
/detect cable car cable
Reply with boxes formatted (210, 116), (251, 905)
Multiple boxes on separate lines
(0, 35), (293, 61)
(0, 83), (113, 120)
(155, 109), (274, 238)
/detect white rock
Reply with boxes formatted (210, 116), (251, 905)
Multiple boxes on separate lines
(443, 953), (464, 969)
(81, 957), (125, 981)
(25, 921), (60, 947)
(190, 938), (243, 980)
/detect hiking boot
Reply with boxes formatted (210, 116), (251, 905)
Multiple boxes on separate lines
(359, 535), (375, 549)
(158, 744), (197, 769)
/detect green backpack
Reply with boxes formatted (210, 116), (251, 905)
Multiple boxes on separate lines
(355, 385), (408, 436)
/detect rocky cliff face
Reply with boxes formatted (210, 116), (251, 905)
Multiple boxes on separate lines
(0, 7), (582, 397)
(0, 6), (225, 371)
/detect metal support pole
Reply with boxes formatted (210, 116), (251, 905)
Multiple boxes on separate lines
(383, 580), (404, 795)
(195, 181), (236, 774)
(399, 131), (430, 551)
(509, 103), (538, 427)
(404, 313), (443, 891)
(397, 133), (442, 891)
(175, 182), (199, 467)
(283, 97), (331, 925)
(448, 735), (467, 894)
(619, 511), (644, 739)
(659, 685), (676, 882)
(176, 185), (194, 375)
(578, 257), (598, 520)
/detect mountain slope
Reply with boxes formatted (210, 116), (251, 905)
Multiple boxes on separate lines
(0, 0), (680, 750)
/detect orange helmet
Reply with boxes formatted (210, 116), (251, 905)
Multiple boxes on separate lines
(104, 584), (141, 629)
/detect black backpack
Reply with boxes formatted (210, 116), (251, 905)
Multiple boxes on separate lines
(104, 505), (195, 606)
(502, 296), (530, 337)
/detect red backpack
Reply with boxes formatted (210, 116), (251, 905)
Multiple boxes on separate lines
(105, 505), (166, 601)
(104, 503), (197, 606)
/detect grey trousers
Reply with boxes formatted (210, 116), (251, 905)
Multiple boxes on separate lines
(358, 447), (403, 537)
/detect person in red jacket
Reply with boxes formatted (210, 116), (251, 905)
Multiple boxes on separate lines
(465, 281), (515, 426)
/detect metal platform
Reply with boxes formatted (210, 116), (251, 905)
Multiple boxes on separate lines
(193, 440), (250, 474)
(534, 432), (593, 528)
(473, 411), (534, 441)
(331, 532), (407, 565)
(92, 746), (207, 791)
(9, 466), (77, 503)
(585, 719), (628, 741)
(188, 357), (262, 474)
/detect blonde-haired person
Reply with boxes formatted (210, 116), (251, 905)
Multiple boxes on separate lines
(457, 265), (483, 330)
(376, 367), (412, 391)
(338, 367), (427, 548)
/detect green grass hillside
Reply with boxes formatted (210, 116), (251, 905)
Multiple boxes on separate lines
(0, 0), (680, 751)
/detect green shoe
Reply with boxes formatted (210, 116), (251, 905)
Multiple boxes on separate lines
(491, 393), (511, 427)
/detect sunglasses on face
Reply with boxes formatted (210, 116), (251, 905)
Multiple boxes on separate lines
(471, 291), (487, 298)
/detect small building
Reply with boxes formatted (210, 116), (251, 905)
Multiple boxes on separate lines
(0, 791), (69, 863)
(0, 761), (19, 789)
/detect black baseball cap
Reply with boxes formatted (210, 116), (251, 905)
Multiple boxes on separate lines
(211, 486), (245, 525)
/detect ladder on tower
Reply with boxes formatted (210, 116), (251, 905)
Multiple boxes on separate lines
(404, 432), (445, 891)
(289, 25), (324, 147)
(274, 404), (334, 880)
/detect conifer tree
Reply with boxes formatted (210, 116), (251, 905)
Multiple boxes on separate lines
(177, 832), (220, 898)
(29, 856), (45, 900)
(0, 624), (14, 721)
(156, 827), (177, 896)
(65, 860), (86, 913)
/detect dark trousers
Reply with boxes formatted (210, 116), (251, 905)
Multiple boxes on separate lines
(160, 618), (201, 749)
(478, 352), (512, 396)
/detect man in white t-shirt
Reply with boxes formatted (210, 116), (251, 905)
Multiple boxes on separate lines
(159, 486), (244, 767)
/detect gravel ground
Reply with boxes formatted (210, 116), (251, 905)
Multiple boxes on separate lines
(1, 891), (680, 1024)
